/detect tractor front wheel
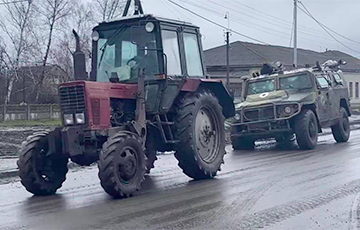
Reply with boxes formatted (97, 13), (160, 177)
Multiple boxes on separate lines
(98, 132), (146, 198)
(17, 132), (68, 195)
(174, 89), (226, 180)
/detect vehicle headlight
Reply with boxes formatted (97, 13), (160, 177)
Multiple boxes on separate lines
(145, 22), (155, 33)
(284, 106), (292, 114)
(234, 113), (241, 121)
(91, 30), (99, 41)
(64, 114), (74, 125)
(75, 112), (85, 124)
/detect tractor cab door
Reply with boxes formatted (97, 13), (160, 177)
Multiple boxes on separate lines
(316, 74), (336, 123)
(145, 25), (185, 114)
(145, 23), (206, 115)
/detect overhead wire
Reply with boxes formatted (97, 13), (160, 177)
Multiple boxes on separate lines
(167, 0), (269, 45)
(219, 0), (335, 42)
(297, 1), (360, 56)
(230, 0), (330, 36)
(181, 0), (337, 48)
(298, 1), (360, 46)
(0, 0), (28, 5)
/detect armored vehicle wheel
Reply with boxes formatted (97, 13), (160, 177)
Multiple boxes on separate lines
(231, 137), (255, 150)
(294, 109), (318, 150)
(98, 132), (146, 198)
(331, 107), (350, 143)
(17, 132), (68, 195)
(174, 89), (225, 180)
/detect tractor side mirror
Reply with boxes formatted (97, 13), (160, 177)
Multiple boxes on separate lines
(72, 30), (87, 80)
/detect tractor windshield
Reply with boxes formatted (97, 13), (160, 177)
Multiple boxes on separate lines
(96, 26), (160, 82)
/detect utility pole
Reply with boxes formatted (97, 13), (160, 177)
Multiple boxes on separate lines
(225, 12), (230, 89)
(293, 0), (298, 68)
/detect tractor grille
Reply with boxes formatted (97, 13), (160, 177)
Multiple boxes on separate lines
(243, 106), (275, 123)
(59, 85), (86, 114)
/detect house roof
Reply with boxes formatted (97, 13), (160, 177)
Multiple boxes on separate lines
(204, 41), (360, 72)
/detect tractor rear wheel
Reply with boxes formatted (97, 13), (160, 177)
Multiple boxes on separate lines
(174, 89), (225, 180)
(145, 130), (158, 174)
(98, 132), (146, 198)
(17, 132), (68, 195)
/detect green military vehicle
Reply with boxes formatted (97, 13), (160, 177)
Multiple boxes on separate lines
(230, 60), (351, 150)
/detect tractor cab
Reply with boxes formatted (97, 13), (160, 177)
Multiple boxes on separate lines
(86, 14), (205, 83)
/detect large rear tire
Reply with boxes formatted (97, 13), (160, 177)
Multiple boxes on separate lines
(17, 132), (68, 195)
(294, 109), (318, 150)
(231, 136), (255, 150)
(98, 132), (146, 198)
(145, 129), (158, 174)
(331, 107), (350, 143)
(174, 89), (226, 180)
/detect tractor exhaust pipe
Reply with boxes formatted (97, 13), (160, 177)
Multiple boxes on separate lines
(72, 29), (87, 80)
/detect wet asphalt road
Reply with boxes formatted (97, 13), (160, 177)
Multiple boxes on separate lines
(1, 130), (360, 230)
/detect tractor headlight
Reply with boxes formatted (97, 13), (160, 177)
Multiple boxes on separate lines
(64, 114), (74, 125)
(145, 22), (155, 33)
(75, 112), (85, 124)
(91, 30), (99, 41)
(284, 106), (292, 114)
(234, 113), (241, 121)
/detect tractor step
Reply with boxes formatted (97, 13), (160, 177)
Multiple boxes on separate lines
(155, 114), (179, 144)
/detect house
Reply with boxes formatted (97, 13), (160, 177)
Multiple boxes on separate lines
(204, 41), (360, 108)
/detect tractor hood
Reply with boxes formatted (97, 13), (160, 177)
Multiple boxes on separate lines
(235, 90), (316, 110)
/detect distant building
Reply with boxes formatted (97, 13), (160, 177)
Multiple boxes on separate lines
(204, 41), (360, 108)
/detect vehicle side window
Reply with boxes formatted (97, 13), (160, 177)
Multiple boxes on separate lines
(161, 30), (182, 75)
(333, 73), (343, 84)
(317, 76), (329, 89)
(183, 33), (204, 76)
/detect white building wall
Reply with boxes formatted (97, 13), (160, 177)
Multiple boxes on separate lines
(343, 72), (360, 109)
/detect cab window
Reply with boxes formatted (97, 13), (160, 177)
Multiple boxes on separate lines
(333, 73), (343, 84)
(162, 30), (182, 75)
(316, 76), (329, 89)
(184, 33), (204, 76)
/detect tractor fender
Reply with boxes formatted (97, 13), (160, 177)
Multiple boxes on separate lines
(181, 79), (235, 118)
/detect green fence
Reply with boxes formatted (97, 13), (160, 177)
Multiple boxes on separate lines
(0, 104), (61, 122)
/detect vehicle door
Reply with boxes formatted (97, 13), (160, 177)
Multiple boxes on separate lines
(316, 75), (334, 122)
(332, 71), (348, 117)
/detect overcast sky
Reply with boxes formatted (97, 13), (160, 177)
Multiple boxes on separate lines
(139, 0), (360, 58)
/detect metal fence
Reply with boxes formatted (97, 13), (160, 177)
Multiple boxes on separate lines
(0, 104), (61, 122)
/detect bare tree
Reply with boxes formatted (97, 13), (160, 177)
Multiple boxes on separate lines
(52, 1), (95, 81)
(93, 0), (126, 22)
(34, 0), (73, 102)
(0, 0), (34, 104)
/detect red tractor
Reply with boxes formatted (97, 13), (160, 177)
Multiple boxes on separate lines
(17, 2), (234, 198)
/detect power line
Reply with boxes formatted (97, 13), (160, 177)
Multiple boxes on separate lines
(167, 0), (269, 45)
(208, 0), (337, 44)
(0, 0), (29, 5)
(298, 1), (360, 55)
(226, 0), (334, 40)
(178, 0), (335, 48)
(297, 2), (360, 46)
